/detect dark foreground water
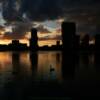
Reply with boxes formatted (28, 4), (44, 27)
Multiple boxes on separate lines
(0, 51), (100, 99)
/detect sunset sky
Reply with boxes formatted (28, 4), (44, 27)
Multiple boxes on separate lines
(0, 0), (100, 46)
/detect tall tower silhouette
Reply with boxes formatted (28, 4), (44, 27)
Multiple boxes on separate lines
(29, 28), (38, 51)
(61, 22), (79, 80)
(95, 34), (100, 51)
(61, 22), (76, 51)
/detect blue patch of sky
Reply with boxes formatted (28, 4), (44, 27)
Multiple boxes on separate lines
(0, 9), (6, 26)
(42, 20), (60, 31)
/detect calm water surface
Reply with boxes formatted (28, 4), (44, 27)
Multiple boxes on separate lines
(0, 51), (100, 99)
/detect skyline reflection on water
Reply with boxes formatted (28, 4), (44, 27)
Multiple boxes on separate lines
(0, 51), (63, 85)
(0, 51), (100, 83)
(0, 51), (100, 99)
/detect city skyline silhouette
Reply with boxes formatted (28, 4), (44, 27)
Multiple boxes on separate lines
(0, 21), (99, 52)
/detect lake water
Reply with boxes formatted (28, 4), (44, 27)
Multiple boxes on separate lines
(0, 51), (100, 99)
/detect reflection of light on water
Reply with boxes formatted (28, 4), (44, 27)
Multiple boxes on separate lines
(75, 53), (97, 80)
(20, 52), (31, 67)
(49, 65), (57, 80)
(37, 51), (62, 82)
(49, 69), (57, 80)
(0, 51), (62, 85)
(15, 52), (32, 77)
(89, 54), (95, 64)
(0, 52), (12, 71)
(0, 52), (12, 88)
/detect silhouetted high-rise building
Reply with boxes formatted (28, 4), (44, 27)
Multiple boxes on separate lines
(61, 22), (79, 80)
(94, 35), (100, 70)
(61, 22), (76, 51)
(12, 40), (20, 45)
(56, 41), (60, 46)
(95, 34), (100, 51)
(29, 28), (38, 51)
(9, 40), (28, 51)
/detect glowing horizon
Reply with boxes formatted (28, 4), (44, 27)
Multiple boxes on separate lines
(0, 39), (62, 47)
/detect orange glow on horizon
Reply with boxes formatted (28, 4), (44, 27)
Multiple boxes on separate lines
(0, 24), (62, 46)
(0, 40), (11, 45)
(0, 39), (62, 47)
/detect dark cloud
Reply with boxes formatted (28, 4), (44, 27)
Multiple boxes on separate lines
(0, 0), (100, 39)
(12, 22), (32, 34)
(2, 21), (32, 39)
(2, 0), (20, 22)
(19, 0), (63, 21)
(1, 0), (99, 21)
(19, 0), (100, 22)
(2, 32), (24, 39)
